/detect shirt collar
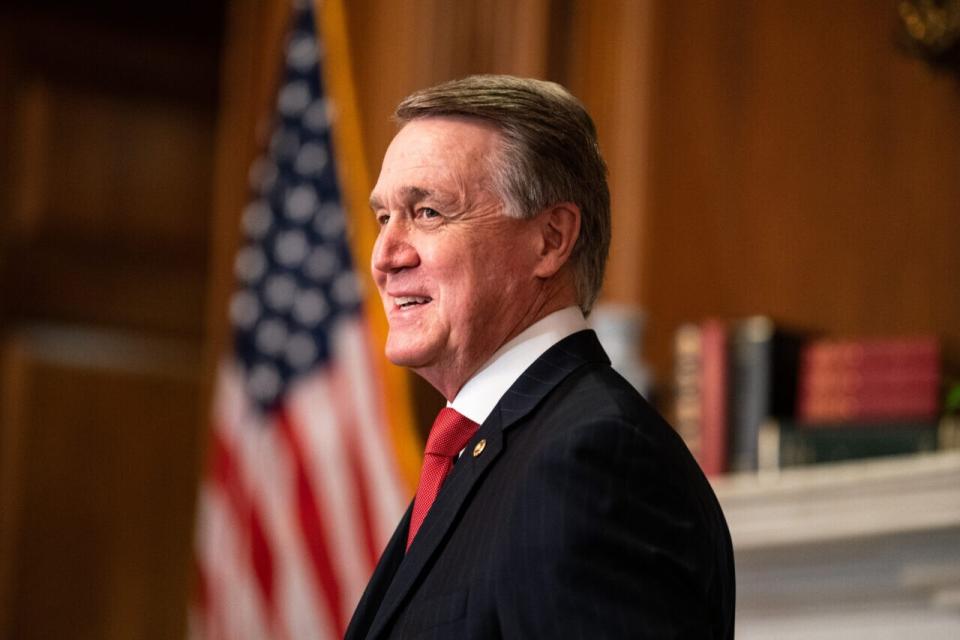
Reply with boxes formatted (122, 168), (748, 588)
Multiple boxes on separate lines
(449, 306), (588, 425)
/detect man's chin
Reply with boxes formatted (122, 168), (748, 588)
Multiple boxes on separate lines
(383, 343), (433, 369)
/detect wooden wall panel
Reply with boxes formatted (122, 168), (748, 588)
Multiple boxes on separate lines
(563, 0), (657, 305)
(11, 83), (212, 248)
(644, 0), (960, 384)
(0, 4), (223, 638)
(1, 14), (217, 336)
(0, 329), (202, 640)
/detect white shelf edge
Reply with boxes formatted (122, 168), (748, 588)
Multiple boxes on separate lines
(712, 450), (960, 550)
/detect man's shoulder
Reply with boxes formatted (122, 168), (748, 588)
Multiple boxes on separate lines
(536, 359), (671, 440)
(497, 328), (703, 483)
(521, 359), (721, 513)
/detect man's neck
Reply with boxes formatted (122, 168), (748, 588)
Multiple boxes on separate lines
(447, 306), (588, 425)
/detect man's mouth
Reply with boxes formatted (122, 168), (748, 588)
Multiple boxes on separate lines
(393, 296), (432, 309)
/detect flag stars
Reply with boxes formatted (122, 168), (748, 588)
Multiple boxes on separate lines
(247, 362), (281, 404)
(304, 246), (338, 281)
(286, 33), (318, 72)
(278, 80), (311, 117)
(285, 184), (318, 222)
(292, 289), (329, 327)
(314, 203), (346, 239)
(264, 274), (298, 311)
(294, 142), (329, 177)
(235, 246), (267, 283)
(256, 318), (289, 356)
(243, 200), (273, 239)
(332, 272), (361, 306)
(229, 289), (260, 330)
(274, 229), (309, 267)
(271, 127), (301, 160)
(303, 98), (332, 132)
(285, 332), (318, 370)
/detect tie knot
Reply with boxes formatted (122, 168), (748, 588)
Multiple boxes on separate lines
(424, 407), (479, 457)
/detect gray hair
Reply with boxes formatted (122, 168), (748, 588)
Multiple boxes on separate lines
(394, 75), (611, 315)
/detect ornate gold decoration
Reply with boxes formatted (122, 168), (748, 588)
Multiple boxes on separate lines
(898, 0), (960, 73)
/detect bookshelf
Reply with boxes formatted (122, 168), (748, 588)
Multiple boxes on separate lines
(715, 451), (960, 639)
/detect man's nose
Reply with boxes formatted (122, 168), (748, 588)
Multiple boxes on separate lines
(372, 218), (419, 274)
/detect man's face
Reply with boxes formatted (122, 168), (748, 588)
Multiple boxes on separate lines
(369, 117), (544, 398)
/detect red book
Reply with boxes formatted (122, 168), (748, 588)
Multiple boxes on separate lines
(798, 336), (941, 422)
(699, 319), (728, 475)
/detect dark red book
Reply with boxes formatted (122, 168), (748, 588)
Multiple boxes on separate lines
(699, 319), (728, 476)
(798, 336), (941, 422)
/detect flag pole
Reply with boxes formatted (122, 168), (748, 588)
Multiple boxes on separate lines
(314, 0), (422, 492)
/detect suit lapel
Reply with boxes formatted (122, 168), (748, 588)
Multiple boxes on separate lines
(364, 330), (610, 639)
(363, 424), (505, 639)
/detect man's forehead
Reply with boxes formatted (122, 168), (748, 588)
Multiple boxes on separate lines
(369, 186), (433, 211)
(371, 118), (502, 208)
(387, 116), (502, 162)
(399, 114), (502, 137)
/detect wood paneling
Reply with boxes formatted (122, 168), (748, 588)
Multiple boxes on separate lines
(0, 10), (217, 336)
(0, 3), (222, 638)
(643, 0), (960, 386)
(10, 81), (213, 250)
(563, 0), (658, 305)
(0, 329), (202, 640)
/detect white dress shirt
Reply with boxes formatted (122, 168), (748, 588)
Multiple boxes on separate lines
(449, 306), (588, 426)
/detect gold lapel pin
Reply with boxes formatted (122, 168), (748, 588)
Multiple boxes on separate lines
(472, 439), (486, 457)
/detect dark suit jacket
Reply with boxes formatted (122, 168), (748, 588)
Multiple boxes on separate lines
(346, 330), (735, 639)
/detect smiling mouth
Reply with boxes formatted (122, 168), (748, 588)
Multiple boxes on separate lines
(393, 296), (432, 309)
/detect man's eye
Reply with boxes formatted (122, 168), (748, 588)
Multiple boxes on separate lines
(376, 213), (390, 226)
(417, 207), (441, 219)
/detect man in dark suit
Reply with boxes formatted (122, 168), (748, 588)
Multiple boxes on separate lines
(348, 75), (735, 639)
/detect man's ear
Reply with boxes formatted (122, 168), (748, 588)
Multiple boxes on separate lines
(533, 202), (581, 279)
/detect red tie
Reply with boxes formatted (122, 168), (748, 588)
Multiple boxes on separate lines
(407, 408), (479, 550)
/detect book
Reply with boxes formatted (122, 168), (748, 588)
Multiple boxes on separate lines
(758, 419), (944, 470)
(699, 319), (728, 476)
(797, 336), (941, 422)
(727, 316), (803, 472)
(672, 319), (727, 476)
(673, 322), (703, 461)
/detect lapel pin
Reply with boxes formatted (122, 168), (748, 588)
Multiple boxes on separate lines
(472, 439), (486, 457)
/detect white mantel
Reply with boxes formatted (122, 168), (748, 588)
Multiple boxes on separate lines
(714, 451), (960, 639)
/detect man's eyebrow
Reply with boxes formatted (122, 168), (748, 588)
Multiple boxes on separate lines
(368, 186), (433, 211)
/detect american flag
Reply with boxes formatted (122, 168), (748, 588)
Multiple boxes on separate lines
(191, 2), (408, 637)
